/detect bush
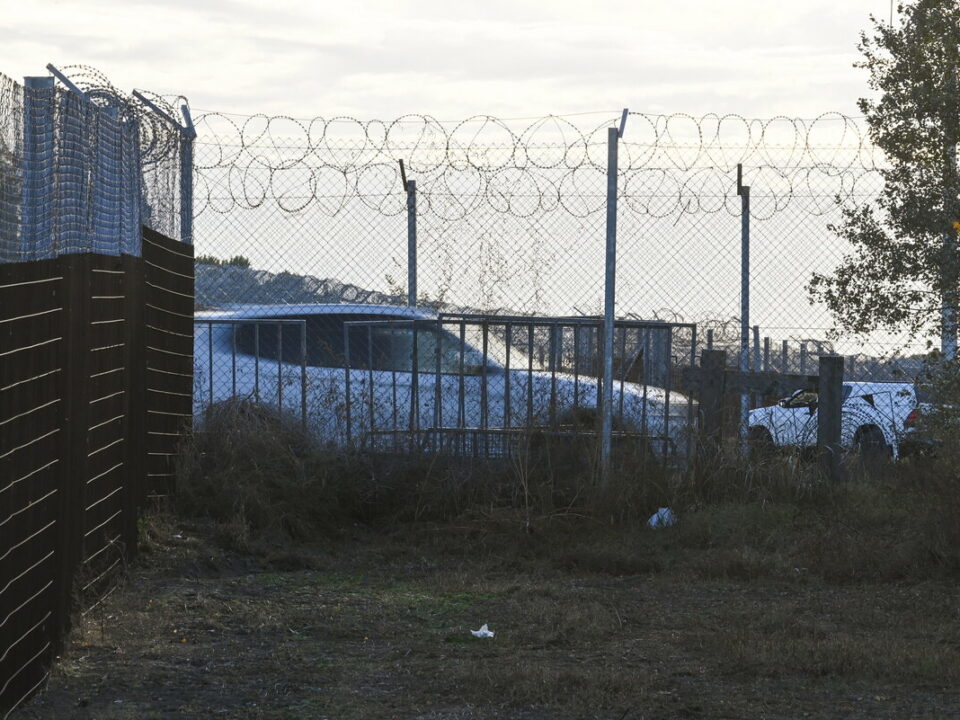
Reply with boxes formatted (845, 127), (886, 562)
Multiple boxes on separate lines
(174, 400), (960, 580)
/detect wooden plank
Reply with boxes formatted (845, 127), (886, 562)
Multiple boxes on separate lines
(142, 229), (193, 497)
(54, 254), (88, 643)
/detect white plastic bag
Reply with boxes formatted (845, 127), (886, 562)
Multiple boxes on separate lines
(470, 623), (495, 638)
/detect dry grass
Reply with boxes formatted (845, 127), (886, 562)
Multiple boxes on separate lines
(18, 515), (960, 720)
(18, 399), (960, 718)
(176, 400), (960, 582)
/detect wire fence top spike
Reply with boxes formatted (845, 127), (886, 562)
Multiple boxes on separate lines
(46, 63), (88, 100)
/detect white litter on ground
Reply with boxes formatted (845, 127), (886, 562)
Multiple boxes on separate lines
(470, 623), (495, 638)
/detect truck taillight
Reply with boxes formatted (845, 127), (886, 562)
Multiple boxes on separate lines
(904, 408), (920, 427)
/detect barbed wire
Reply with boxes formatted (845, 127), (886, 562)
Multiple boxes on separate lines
(52, 65), (185, 241)
(59, 65), (185, 167)
(192, 110), (883, 221)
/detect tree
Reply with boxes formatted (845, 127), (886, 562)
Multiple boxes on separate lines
(809, 0), (960, 353)
(195, 254), (252, 268)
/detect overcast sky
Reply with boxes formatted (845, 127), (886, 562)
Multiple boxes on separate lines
(1, 1), (893, 120)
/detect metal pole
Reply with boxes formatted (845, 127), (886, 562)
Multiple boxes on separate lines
(738, 166), (750, 455)
(601, 125), (620, 483)
(752, 325), (761, 373)
(406, 179), (417, 306)
(180, 105), (196, 245)
(300, 320), (307, 430)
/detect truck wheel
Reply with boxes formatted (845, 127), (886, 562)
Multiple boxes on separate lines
(855, 425), (889, 462)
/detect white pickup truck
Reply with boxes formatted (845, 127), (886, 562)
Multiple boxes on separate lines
(747, 381), (921, 458)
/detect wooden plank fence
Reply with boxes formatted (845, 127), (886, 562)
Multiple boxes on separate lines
(0, 228), (193, 717)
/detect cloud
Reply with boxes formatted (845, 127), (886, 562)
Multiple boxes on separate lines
(0, 0), (877, 120)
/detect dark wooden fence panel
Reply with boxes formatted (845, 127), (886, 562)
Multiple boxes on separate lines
(0, 259), (65, 714)
(77, 257), (131, 612)
(0, 227), (194, 717)
(142, 227), (194, 497)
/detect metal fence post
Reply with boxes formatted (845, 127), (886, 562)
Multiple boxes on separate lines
(752, 325), (761, 372)
(817, 354), (844, 482)
(737, 165), (750, 455)
(601, 116), (625, 484)
(180, 105), (196, 244)
(406, 179), (417, 306)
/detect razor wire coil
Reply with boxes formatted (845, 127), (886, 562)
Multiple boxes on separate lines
(191, 111), (884, 222)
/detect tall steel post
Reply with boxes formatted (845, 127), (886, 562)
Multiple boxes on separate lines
(601, 125), (620, 483)
(738, 166), (751, 454)
(180, 105), (196, 245)
(406, 179), (417, 306)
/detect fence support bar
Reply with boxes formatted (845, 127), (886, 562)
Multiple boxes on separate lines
(45, 64), (87, 99)
(131, 90), (185, 131)
(406, 178), (417, 306)
(601, 125), (619, 484)
(180, 105), (196, 244)
(737, 166), (751, 456)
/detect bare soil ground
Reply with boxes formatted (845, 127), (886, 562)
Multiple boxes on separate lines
(16, 512), (960, 720)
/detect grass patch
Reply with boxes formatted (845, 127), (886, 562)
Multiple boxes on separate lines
(22, 516), (960, 720)
(23, 399), (960, 717)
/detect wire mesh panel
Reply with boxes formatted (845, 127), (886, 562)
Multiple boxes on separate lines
(187, 109), (951, 465)
(191, 111), (926, 386)
(0, 67), (186, 265)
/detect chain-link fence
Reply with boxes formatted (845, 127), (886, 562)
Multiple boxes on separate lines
(190, 111), (915, 368)
(189, 109), (936, 462)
